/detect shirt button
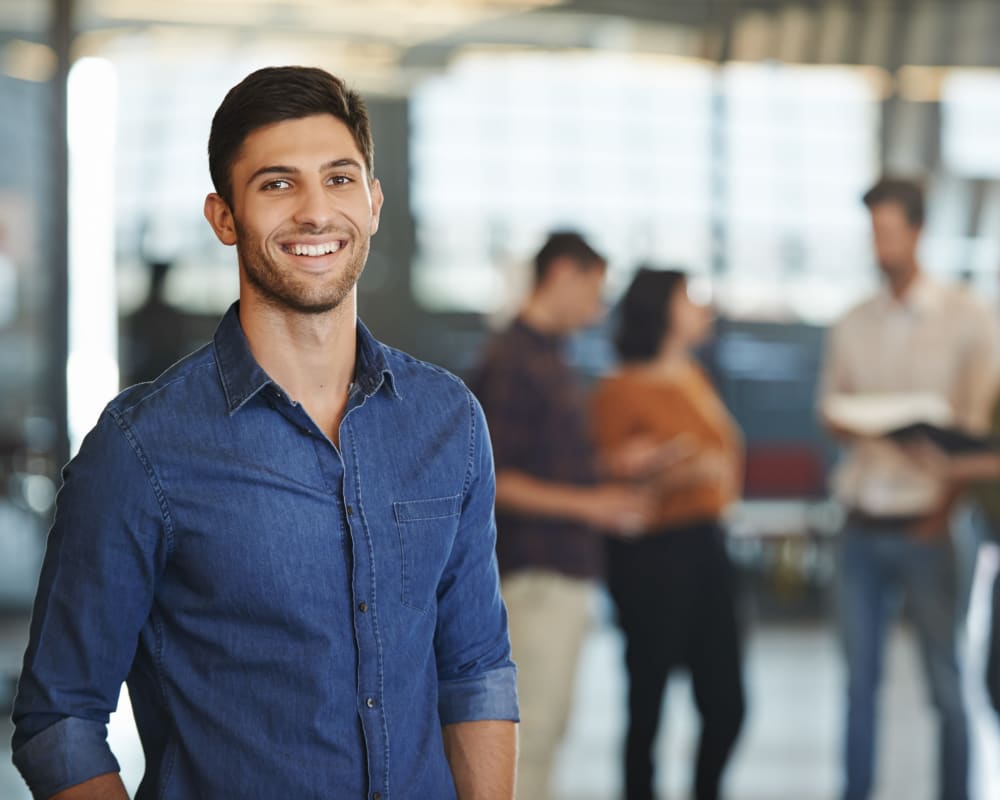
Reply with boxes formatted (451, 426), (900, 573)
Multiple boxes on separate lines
(372, 793), (382, 800)
(346, 505), (354, 517)
(366, 697), (375, 709)
(358, 601), (368, 613)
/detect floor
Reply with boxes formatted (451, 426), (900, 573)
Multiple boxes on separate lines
(551, 545), (1000, 800)
(2, 552), (999, 800)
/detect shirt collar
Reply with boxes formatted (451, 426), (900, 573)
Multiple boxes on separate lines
(879, 272), (939, 316)
(213, 302), (399, 415)
(512, 316), (565, 349)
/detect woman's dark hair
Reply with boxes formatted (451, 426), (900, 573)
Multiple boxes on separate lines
(614, 267), (687, 362)
(208, 66), (374, 208)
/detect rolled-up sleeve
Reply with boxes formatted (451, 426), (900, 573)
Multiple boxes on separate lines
(12, 407), (167, 796)
(437, 665), (519, 726)
(12, 717), (120, 799)
(434, 392), (519, 726)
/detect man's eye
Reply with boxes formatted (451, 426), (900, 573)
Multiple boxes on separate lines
(327, 175), (352, 186)
(262, 179), (290, 191)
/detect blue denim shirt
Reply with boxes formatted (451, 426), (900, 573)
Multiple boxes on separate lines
(12, 304), (517, 800)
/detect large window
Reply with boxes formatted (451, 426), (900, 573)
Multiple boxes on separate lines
(410, 52), (715, 313)
(938, 70), (1000, 297)
(721, 63), (881, 322)
(410, 54), (882, 322)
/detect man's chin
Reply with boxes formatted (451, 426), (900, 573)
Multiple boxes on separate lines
(281, 293), (350, 315)
(252, 285), (353, 315)
(244, 267), (359, 316)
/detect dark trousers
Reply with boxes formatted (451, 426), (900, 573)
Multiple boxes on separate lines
(607, 521), (745, 800)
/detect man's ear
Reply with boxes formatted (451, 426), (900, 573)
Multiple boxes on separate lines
(368, 178), (384, 236)
(204, 193), (237, 246)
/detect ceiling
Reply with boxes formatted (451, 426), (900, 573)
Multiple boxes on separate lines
(2, 0), (999, 93)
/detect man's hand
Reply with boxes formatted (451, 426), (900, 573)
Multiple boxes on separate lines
(578, 484), (656, 537)
(50, 773), (129, 800)
(902, 437), (951, 480)
(904, 437), (1000, 485)
(494, 471), (653, 534)
(604, 434), (698, 481)
(913, 503), (952, 540)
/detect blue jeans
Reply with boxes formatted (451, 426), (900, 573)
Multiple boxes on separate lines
(836, 521), (968, 800)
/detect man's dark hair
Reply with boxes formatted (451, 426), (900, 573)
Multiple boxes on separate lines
(534, 231), (605, 284)
(614, 267), (687, 363)
(208, 66), (374, 208)
(862, 177), (925, 228)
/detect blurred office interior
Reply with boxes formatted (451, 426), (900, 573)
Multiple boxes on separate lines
(3, 0), (1000, 797)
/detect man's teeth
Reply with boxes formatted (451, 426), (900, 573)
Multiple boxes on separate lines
(289, 242), (342, 256)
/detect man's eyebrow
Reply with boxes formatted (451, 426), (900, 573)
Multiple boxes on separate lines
(322, 158), (363, 171)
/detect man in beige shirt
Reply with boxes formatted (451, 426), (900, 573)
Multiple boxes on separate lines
(819, 177), (998, 800)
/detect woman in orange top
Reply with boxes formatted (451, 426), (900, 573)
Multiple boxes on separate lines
(593, 268), (745, 800)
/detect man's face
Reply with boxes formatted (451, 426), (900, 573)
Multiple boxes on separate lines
(205, 114), (383, 314)
(870, 201), (920, 281)
(552, 260), (606, 332)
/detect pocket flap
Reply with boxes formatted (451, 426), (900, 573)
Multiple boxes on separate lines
(393, 494), (462, 523)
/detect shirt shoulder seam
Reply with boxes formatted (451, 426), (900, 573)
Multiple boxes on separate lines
(115, 358), (216, 416)
(105, 406), (176, 554)
(462, 387), (477, 497)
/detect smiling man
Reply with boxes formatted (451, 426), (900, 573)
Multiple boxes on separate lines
(12, 66), (518, 800)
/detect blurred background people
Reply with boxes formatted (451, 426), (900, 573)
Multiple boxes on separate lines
(819, 177), (999, 800)
(118, 220), (220, 388)
(471, 232), (651, 800)
(118, 258), (216, 387)
(592, 268), (745, 800)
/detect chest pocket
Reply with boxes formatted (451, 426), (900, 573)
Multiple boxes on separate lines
(394, 494), (462, 612)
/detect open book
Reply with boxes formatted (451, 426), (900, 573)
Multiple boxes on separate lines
(823, 392), (998, 454)
(884, 422), (998, 454)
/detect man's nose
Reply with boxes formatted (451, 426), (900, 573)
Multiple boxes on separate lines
(292, 181), (336, 229)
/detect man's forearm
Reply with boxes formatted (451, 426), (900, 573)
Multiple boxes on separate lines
(50, 773), (128, 800)
(494, 471), (588, 521)
(442, 720), (516, 800)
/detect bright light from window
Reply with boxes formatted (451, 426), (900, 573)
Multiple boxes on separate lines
(409, 52), (715, 313)
(942, 70), (1000, 178)
(410, 56), (880, 322)
(68, 57), (119, 455)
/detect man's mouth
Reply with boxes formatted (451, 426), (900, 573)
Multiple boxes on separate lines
(283, 240), (345, 257)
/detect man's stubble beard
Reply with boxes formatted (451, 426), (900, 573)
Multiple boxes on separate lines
(235, 218), (368, 315)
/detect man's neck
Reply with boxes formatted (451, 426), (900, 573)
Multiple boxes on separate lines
(519, 293), (567, 336)
(887, 263), (921, 301)
(238, 292), (358, 442)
